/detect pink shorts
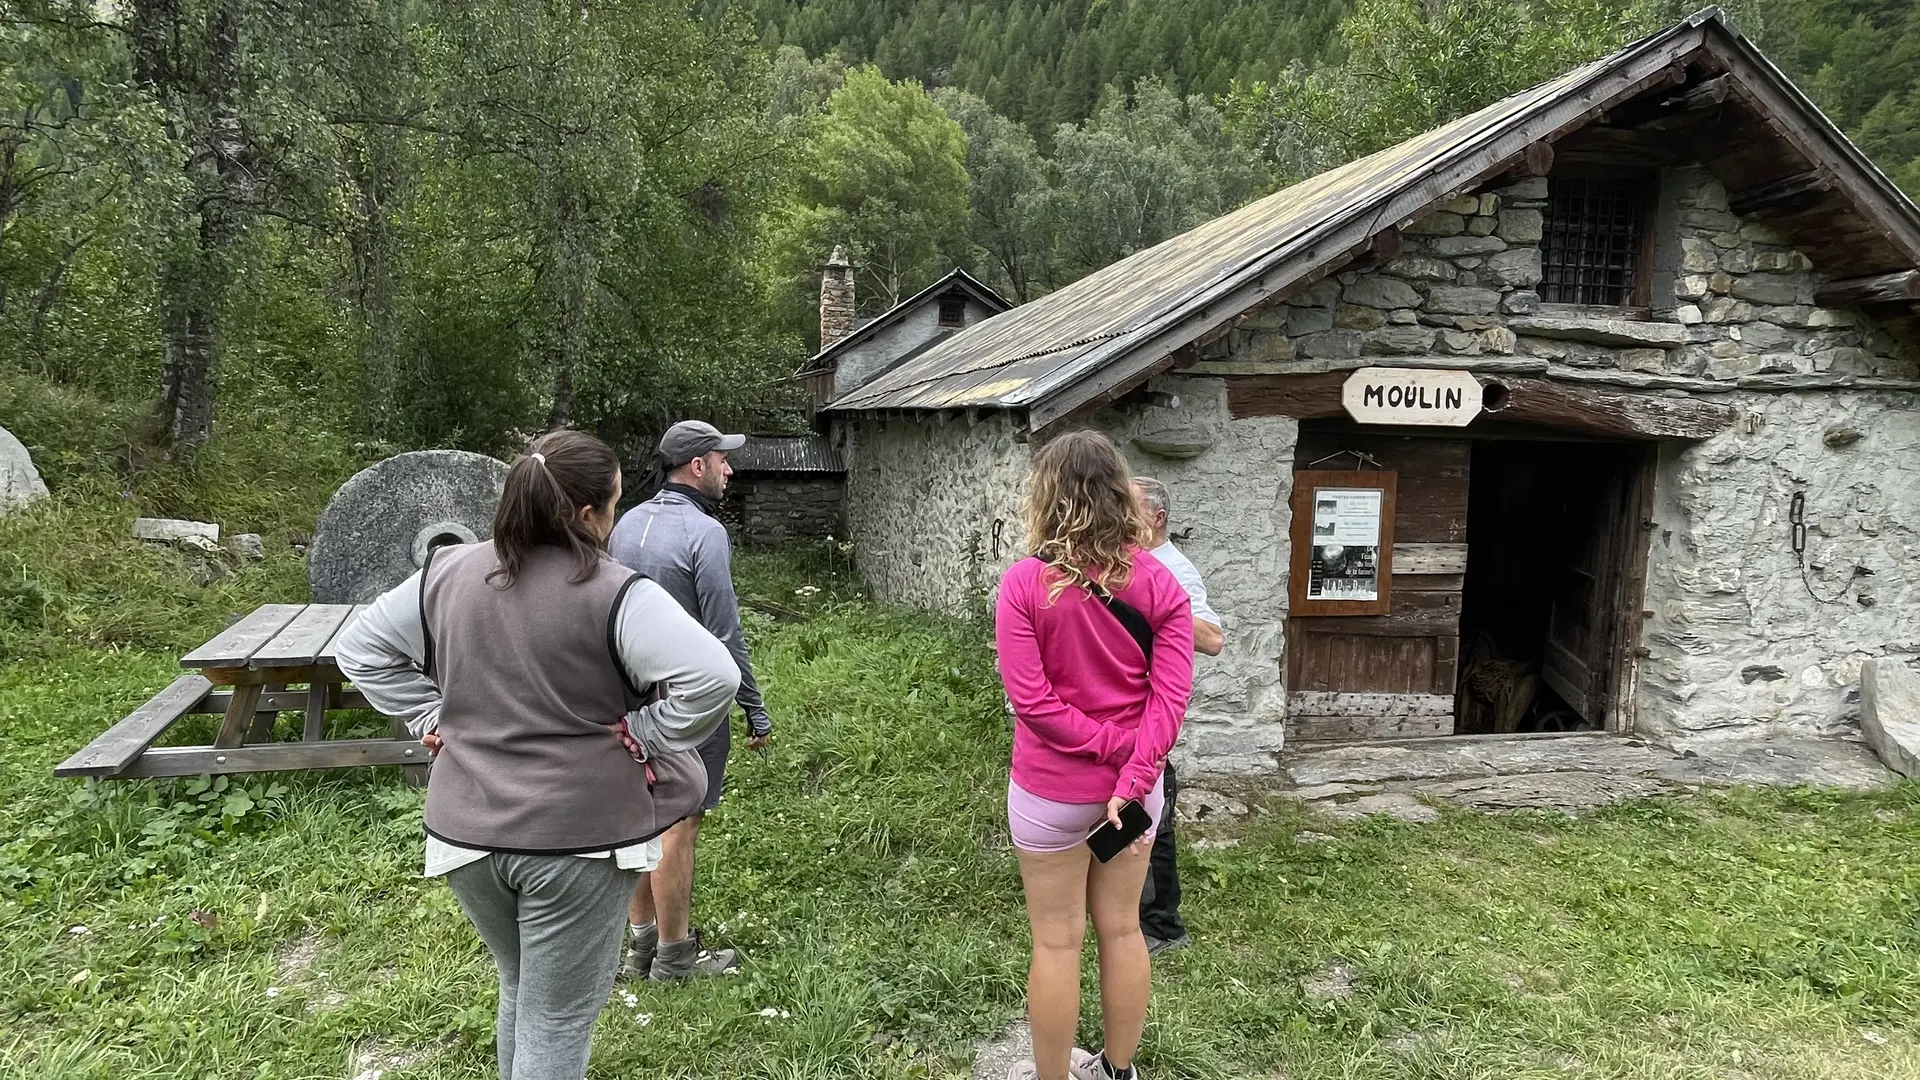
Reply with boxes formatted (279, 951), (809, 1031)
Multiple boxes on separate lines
(1007, 775), (1166, 854)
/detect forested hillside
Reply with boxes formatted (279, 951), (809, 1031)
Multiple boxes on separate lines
(5, 0), (1920, 473)
(740, 0), (1349, 133)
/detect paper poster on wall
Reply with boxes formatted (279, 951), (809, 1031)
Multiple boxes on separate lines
(1306, 487), (1383, 601)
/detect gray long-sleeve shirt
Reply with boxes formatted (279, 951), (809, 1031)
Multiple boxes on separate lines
(608, 487), (771, 737)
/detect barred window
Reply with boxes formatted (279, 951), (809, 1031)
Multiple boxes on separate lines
(938, 295), (967, 327)
(1541, 178), (1648, 306)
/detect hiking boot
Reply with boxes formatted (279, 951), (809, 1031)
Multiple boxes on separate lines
(1070, 1049), (1141, 1080)
(617, 923), (658, 982)
(1144, 932), (1189, 957)
(649, 928), (739, 982)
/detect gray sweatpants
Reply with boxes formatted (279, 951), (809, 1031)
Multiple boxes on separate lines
(446, 854), (637, 1080)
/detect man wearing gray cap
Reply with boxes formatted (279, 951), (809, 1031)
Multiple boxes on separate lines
(608, 420), (772, 981)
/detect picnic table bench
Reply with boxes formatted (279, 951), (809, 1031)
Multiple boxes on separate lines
(55, 603), (428, 783)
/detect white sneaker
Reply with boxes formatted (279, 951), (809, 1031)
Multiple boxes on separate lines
(1006, 1061), (1039, 1080)
(1070, 1049), (1140, 1080)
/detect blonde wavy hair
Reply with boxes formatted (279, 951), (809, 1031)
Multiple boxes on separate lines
(1023, 429), (1152, 602)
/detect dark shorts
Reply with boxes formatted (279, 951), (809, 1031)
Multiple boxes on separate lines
(696, 723), (730, 813)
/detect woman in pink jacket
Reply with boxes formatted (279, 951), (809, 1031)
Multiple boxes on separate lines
(996, 430), (1195, 1080)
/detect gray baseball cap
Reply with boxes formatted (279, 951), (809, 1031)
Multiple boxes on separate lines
(659, 420), (746, 467)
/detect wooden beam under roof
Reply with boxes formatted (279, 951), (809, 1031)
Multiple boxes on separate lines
(1815, 270), (1920, 308)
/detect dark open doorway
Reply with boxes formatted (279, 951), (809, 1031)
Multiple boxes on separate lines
(1455, 439), (1650, 735)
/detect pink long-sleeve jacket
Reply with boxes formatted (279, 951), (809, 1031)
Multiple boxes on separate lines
(995, 550), (1195, 804)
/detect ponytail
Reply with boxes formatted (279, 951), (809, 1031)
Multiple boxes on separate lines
(488, 429), (621, 588)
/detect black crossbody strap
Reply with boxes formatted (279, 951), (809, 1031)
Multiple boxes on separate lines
(1088, 580), (1153, 670)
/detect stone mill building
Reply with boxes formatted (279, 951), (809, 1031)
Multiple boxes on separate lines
(810, 9), (1920, 771)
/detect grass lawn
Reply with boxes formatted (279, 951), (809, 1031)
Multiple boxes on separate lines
(4, 552), (1920, 1079)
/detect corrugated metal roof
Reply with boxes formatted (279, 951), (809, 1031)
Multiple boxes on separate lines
(729, 435), (845, 473)
(823, 14), (1713, 417)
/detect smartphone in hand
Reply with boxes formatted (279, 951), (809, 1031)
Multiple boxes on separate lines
(1087, 799), (1153, 863)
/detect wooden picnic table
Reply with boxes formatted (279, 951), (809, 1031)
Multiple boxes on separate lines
(55, 603), (428, 783)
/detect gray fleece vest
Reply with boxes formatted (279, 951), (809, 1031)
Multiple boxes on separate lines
(419, 541), (707, 853)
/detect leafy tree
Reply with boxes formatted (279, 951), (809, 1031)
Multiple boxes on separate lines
(934, 87), (1047, 302)
(777, 65), (969, 321)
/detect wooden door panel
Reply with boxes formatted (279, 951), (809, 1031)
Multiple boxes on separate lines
(1288, 427), (1471, 740)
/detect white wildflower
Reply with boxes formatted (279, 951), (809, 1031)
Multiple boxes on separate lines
(68, 925), (90, 936)
(1863, 1031), (1889, 1046)
(619, 991), (639, 1008)
(265, 987), (282, 999)
(759, 1007), (791, 1019)
(633, 1012), (653, 1026)
(68, 969), (91, 986)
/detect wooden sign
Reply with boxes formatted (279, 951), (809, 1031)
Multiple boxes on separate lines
(1288, 470), (1397, 616)
(1342, 368), (1482, 427)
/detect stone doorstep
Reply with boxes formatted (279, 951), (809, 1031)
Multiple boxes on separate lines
(1271, 731), (1892, 817)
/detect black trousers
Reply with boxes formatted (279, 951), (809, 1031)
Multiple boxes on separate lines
(1138, 761), (1186, 941)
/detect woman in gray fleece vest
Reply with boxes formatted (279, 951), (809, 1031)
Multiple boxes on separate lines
(336, 430), (740, 1080)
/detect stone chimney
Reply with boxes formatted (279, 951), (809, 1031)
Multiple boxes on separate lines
(819, 245), (855, 351)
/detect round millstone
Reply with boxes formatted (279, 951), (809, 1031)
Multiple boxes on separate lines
(309, 450), (509, 603)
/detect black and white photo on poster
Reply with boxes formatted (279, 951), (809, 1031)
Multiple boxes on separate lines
(1307, 487), (1382, 600)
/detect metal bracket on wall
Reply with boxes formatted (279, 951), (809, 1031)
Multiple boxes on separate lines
(1306, 449), (1383, 470)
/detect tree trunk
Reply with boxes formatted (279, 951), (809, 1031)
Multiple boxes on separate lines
(140, 0), (251, 449)
(542, 181), (594, 430)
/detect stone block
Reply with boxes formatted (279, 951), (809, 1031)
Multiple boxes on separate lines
(1622, 349), (1668, 373)
(1466, 215), (1497, 237)
(1495, 209), (1543, 244)
(1675, 275), (1711, 300)
(1481, 327), (1518, 354)
(1478, 194), (1501, 216)
(1710, 231), (1743, 249)
(1436, 195), (1481, 216)
(1384, 257), (1453, 282)
(1807, 308), (1856, 329)
(1731, 274), (1806, 306)
(1237, 330), (1296, 364)
(1455, 257), (1484, 270)
(1680, 237), (1720, 274)
(0, 426), (48, 515)
(1424, 285), (1502, 315)
(1702, 297), (1755, 324)
(1343, 275), (1422, 309)
(1453, 316), (1500, 331)
(1497, 177), (1548, 201)
(1733, 321), (1797, 352)
(1485, 247), (1543, 288)
(1239, 304), (1290, 331)
(1436, 329), (1482, 355)
(1505, 315), (1689, 348)
(1297, 330), (1363, 359)
(1752, 251), (1797, 272)
(1706, 352), (1766, 380)
(1335, 303), (1386, 330)
(1682, 208), (1741, 232)
(1388, 308), (1419, 324)
(1675, 304), (1704, 325)
(134, 517), (220, 543)
(1722, 248), (1754, 274)
(1429, 235), (1506, 257)
(1284, 278), (1341, 307)
(1709, 271), (1735, 295)
(1741, 222), (1789, 244)
(1813, 347), (1877, 374)
(1861, 659), (1920, 779)
(1363, 326), (1439, 355)
(224, 533), (266, 561)
(1288, 305), (1335, 336)
(1500, 290), (1540, 315)
(1407, 212), (1467, 236)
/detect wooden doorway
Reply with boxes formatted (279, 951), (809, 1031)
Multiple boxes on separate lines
(1284, 423), (1653, 745)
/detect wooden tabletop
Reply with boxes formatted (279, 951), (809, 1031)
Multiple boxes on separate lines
(180, 603), (369, 672)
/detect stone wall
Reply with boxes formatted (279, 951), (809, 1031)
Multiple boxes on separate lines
(1091, 377), (1298, 771)
(1639, 390), (1920, 742)
(731, 476), (844, 547)
(1206, 167), (1918, 381)
(841, 414), (1029, 612)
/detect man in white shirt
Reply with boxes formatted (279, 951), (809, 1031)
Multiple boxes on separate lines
(1132, 476), (1222, 955)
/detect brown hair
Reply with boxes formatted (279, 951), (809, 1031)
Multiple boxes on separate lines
(487, 429), (621, 588)
(1023, 429), (1151, 602)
